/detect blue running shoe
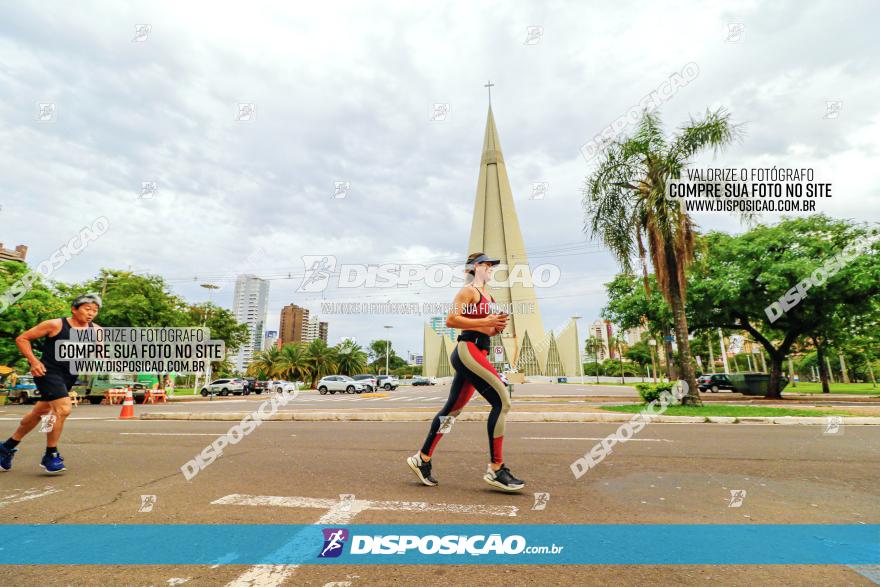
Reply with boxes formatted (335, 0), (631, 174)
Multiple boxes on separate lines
(40, 452), (66, 474)
(0, 445), (16, 471)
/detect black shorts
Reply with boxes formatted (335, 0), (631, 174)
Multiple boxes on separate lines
(34, 373), (73, 402)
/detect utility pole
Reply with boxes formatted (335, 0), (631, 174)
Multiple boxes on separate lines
(384, 325), (393, 376)
(718, 328), (730, 374)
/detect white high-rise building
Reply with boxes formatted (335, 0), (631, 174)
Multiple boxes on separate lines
(588, 319), (612, 361)
(232, 274), (269, 372)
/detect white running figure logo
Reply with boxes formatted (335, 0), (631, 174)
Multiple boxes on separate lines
(321, 529), (346, 557)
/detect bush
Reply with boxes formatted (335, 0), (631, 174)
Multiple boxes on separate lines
(635, 381), (676, 404)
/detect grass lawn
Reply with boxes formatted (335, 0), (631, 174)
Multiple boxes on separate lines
(166, 387), (196, 396)
(602, 404), (851, 417)
(784, 382), (879, 395)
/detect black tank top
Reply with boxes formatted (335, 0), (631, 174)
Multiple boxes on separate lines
(41, 318), (93, 381)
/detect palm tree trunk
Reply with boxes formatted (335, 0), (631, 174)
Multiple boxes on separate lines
(838, 352), (850, 384)
(668, 277), (700, 406)
(662, 326), (675, 380)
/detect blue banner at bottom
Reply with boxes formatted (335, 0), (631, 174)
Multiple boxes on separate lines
(0, 524), (877, 565)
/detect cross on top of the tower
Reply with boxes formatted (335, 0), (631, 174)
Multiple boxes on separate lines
(484, 80), (494, 105)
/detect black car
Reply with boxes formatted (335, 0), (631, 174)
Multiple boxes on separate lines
(697, 373), (735, 393)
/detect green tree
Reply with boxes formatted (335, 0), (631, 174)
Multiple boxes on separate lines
(584, 109), (741, 404)
(305, 339), (338, 389)
(276, 343), (311, 383)
(62, 269), (189, 327)
(368, 340), (400, 374)
(335, 340), (368, 376)
(687, 216), (880, 397)
(247, 345), (283, 379)
(0, 261), (68, 369)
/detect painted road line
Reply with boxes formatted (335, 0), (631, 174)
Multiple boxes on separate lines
(522, 436), (673, 442)
(120, 432), (229, 436)
(224, 497), (367, 587)
(0, 486), (61, 508)
(212, 494), (518, 518)
(219, 493), (518, 584)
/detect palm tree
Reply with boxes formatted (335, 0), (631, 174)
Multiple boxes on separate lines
(335, 340), (368, 376)
(583, 109), (741, 406)
(584, 336), (602, 384)
(247, 346), (283, 379)
(609, 333), (626, 384)
(304, 339), (338, 389)
(276, 343), (311, 384)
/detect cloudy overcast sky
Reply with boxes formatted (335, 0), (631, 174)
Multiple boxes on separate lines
(2, 0), (878, 357)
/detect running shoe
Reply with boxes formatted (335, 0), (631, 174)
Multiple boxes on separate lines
(0, 445), (16, 471)
(406, 453), (438, 486)
(483, 463), (524, 491)
(40, 452), (66, 474)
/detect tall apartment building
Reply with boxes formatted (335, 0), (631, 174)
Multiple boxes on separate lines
(232, 274), (269, 372)
(302, 317), (329, 343)
(588, 319), (613, 361)
(279, 304), (310, 344)
(0, 243), (28, 262)
(279, 304), (328, 344)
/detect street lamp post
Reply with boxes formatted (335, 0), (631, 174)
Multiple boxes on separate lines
(199, 283), (219, 400)
(384, 325), (393, 375)
(572, 316), (584, 384)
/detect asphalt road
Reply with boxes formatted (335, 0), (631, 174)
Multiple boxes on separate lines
(0, 414), (878, 586)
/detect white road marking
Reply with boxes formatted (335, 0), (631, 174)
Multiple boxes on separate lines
(119, 432), (228, 436)
(213, 493), (518, 517)
(0, 486), (61, 507)
(217, 492), (518, 586)
(223, 498), (368, 587)
(522, 436), (672, 442)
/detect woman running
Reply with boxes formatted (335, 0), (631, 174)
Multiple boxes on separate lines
(407, 252), (524, 491)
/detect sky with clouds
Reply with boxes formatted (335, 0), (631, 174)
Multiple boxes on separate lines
(2, 0), (878, 358)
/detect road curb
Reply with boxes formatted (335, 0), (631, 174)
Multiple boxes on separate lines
(139, 411), (880, 425)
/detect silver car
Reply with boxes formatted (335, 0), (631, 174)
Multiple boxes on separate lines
(317, 375), (366, 395)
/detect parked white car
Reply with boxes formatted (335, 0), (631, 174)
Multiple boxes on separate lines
(266, 380), (299, 394)
(352, 374), (377, 392)
(200, 378), (244, 397)
(317, 375), (366, 395)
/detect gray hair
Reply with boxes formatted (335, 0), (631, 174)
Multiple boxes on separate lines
(72, 293), (103, 309)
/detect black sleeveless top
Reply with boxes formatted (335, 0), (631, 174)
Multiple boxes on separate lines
(40, 318), (94, 382)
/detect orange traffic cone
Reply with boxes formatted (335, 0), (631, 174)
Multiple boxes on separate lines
(118, 387), (135, 419)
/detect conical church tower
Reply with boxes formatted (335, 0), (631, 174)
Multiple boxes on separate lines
(423, 104), (581, 379)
